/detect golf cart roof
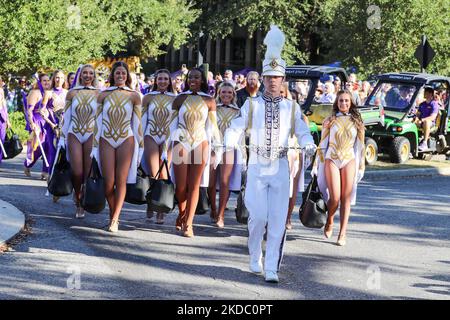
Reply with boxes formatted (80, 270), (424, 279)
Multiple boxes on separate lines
(375, 72), (450, 85)
(286, 65), (348, 80)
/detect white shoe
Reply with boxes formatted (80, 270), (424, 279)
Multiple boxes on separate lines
(249, 259), (263, 274)
(265, 271), (279, 283)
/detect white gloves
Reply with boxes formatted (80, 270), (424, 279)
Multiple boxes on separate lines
(304, 144), (317, 158)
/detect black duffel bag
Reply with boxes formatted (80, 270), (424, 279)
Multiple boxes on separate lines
(47, 147), (73, 197)
(195, 187), (210, 215)
(235, 170), (249, 224)
(81, 158), (106, 214)
(125, 166), (150, 205)
(299, 174), (327, 228)
(146, 160), (175, 213)
(4, 128), (23, 159)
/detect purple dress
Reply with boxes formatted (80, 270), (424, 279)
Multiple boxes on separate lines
(43, 88), (67, 173)
(24, 97), (48, 172)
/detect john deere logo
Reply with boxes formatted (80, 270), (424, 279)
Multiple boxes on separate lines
(270, 59), (279, 69)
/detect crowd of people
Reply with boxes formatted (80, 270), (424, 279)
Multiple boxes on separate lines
(0, 26), (374, 284)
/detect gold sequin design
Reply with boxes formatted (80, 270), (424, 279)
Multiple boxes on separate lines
(102, 91), (132, 142)
(328, 117), (356, 162)
(52, 91), (66, 113)
(148, 95), (174, 138)
(178, 95), (207, 146)
(217, 107), (239, 136)
(72, 91), (96, 136)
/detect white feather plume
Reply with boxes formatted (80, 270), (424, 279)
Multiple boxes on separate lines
(264, 25), (285, 60)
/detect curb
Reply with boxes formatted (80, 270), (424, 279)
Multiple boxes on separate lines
(0, 199), (26, 247)
(363, 166), (450, 180)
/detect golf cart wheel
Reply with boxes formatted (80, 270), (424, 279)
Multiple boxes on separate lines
(390, 136), (410, 164)
(364, 137), (378, 165)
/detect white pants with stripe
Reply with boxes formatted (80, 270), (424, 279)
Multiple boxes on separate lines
(245, 155), (289, 272)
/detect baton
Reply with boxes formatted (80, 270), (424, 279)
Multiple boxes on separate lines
(34, 127), (49, 168)
(0, 138), (7, 158)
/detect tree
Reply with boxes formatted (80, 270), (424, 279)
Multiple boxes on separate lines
(99, 0), (198, 58)
(0, 0), (198, 74)
(190, 0), (340, 65)
(323, 0), (450, 77)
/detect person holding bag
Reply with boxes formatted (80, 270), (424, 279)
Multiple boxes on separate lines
(40, 70), (68, 183)
(59, 64), (100, 218)
(208, 82), (242, 228)
(91, 62), (144, 233)
(311, 89), (365, 246)
(224, 26), (316, 283)
(141, 69), (176, 224)
(165, 67), (222, 238)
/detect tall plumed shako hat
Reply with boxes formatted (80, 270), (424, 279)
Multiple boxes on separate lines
(262, 25), (286, 77)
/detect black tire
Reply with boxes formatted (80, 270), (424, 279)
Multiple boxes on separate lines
(389, 136), (410, 164)
(364, 137), (378, 165)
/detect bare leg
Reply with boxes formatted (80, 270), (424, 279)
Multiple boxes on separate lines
(337, 159), (356, 245)
(183, 141), (209, 237)
(422, 120), (431, 142)
(217, 150), (234, 228)
(68, 134), (83, 216)
(287, 152), (302, 229)
(82, 135), (93, 182)
(77, 135), (93, 217)
(324, 159), (341, 238)
(173, 142), (189, 231)
(100, 138), (116, 221)
(111, 136), (135, 224)
(144, 136), (160, 220)
(208, 151), (217, 222)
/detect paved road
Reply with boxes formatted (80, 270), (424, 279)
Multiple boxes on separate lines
(0, 153), (449, 300)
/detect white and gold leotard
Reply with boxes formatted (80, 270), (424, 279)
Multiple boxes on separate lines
(91, 86), (144, 184)
(324, 113), (357, 169)
(94, 86), (143, 149)
(170, 92), (221, 152)
(142, 91), (176, 145)
(216, 103), (240, 136)
(61, 86), (98, 144)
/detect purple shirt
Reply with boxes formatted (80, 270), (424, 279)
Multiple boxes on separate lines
(418, 100), (439, 120)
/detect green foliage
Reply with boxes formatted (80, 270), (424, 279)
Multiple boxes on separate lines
(103, 0), (198, 58)
(0, 0), (197, 74)
(8, 111), (28, 143)
(323, 0), (450, 78)
(191, 0), (340, 65)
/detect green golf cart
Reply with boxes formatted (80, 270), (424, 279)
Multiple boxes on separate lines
(286, 65), (384, 164)
(364, 72), (450, 164)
